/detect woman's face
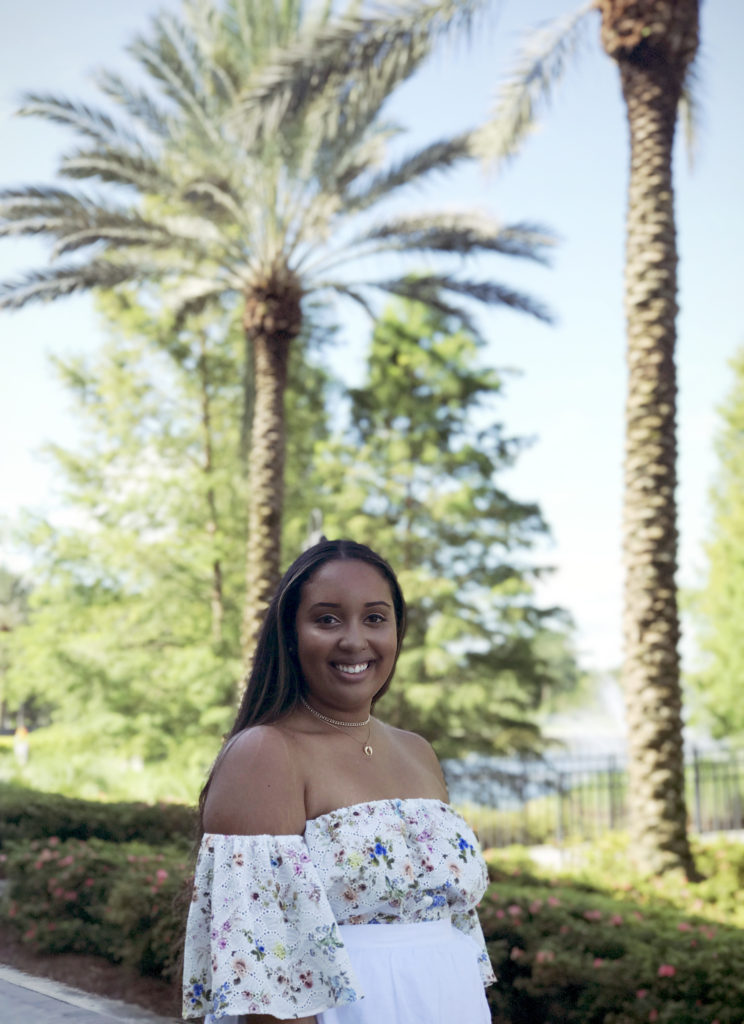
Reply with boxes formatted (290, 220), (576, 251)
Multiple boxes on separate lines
(295, 559), (398, 715)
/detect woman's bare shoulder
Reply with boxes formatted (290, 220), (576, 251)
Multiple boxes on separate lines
(381, 721), (449, 799)
(202, 723), (306, 837)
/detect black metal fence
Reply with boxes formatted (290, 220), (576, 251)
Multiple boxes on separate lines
(443, 746), (744, 848)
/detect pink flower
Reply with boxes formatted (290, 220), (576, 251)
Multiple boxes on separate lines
(649, 1010), (659, 1022)
(510, 947), (524, 960)
(529, 899), (543, 914)
(155, 868), (169, 883)
(657, 964), (676, 978)
(496, 909), (505, 919)
(507, 904), (522, 917)
(633, 910), (644, 921)
(583, 909), (602, 922)
(547, 896), (561, 907)
(610, 914), (623, 926)
(593, 958), (604, 968)
(559, 925), (570, 935)
(84, 878), (94, 887)
(677, 921), (692, 932)
(636, 990), (648, 999)
(58, 855), (74, 867)
(536, 950), (555, 963)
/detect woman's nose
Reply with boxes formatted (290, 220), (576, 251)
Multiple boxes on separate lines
(338, 623), (366, 650)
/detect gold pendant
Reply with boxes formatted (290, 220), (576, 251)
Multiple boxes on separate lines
(363, 744), (373, 757)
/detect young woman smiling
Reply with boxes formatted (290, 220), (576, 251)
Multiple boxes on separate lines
(183, 539), (494, 1024)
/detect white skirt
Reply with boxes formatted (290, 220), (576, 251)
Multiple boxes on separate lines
(317, 919), (491, 1024)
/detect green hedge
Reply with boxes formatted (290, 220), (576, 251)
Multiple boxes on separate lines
(481, 841), (744, 1023)
(2, 835), (190, 980)
(0, 784), (196, 850)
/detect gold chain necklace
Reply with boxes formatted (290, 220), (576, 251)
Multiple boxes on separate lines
(300, 696), (374, 758)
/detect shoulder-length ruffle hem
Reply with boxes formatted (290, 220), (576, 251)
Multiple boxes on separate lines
(183, 832), (362, 1022)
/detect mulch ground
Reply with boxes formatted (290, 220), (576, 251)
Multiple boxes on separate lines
(0, 929), (182, 1019)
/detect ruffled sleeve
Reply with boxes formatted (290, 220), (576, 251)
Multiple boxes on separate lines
(452, 907), (497, 987)
(183, 833), (363, 1021)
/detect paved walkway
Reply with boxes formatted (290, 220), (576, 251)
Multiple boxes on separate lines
(0, 964), (181, 1023)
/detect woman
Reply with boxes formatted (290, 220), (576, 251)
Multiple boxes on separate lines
(183, 539), (495, 1023)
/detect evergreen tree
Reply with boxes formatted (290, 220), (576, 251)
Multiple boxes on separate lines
(4, 298), (329, 764)
(689, 346), (744, 740)
(310, 300), (578, 756)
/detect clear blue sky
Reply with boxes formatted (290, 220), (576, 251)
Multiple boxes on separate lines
(1, 0), (742, 675)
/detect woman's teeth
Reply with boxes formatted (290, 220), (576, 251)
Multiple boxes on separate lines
(335, 662), (370, 675)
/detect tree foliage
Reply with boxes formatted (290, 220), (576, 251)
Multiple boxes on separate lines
(689, 346), (744, 740)
(3, 296), (329, 765)
(309, 300), (579, 756)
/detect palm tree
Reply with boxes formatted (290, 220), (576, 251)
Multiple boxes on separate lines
(0, 0), (553, 669)
(485, 0), (701, 878)
(243, 0), (702, 876)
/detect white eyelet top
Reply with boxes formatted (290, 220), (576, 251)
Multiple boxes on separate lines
(183, 797), (495, 1021)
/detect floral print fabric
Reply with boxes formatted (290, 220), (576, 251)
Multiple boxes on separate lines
(183, 798), (494, 1022)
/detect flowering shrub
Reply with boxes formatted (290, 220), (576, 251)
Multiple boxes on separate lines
(480, 838), (744, 1023)
(0, 783), (196, 852)
(2, 836), (191, 979)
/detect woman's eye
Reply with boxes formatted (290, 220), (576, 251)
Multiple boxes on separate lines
(317, 614), (338, 625)
(367, 613), (386, 624)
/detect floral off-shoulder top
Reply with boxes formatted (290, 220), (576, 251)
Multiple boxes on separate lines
(182, 797), (495, 1022)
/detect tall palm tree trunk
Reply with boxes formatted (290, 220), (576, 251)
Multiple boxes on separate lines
(600, 0), (699, 877)
(240, 267), (303, 676)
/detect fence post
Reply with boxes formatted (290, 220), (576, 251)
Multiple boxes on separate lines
(555, 771), (565, 844)
(608, 756), (617, 830)
(692, 747), (703, 834)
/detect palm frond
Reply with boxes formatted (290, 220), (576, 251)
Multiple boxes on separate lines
(0, 187), (181, 258)
(371, 275), (481, 334)
(680, 53), (703, 171)
(345, 131), (473, 210)
(474, 1), (596, 169)
(130, 17), (222, 146)
(17, 93), (145, 150)
(0, 262), (142, 309)
(318, 280), (378, 320)
(374, 273), (554, 323)
(59, 148), (169, 192)
(237, 0), (482, 138)
(50, 222), (176, 260)
(180, 177), (246, 223)
(95, 70), (172, 139)
(357, 213), (555, 262)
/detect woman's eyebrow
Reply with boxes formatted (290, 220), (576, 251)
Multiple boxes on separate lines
(307, 600), (392, 610)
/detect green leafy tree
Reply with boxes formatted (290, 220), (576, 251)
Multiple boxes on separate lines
(0, 567), (32, 728)
(0, 0), (553, 665)
(4, 297), (329, 767)
(689, 347), (744, 740)
(310, 300), (579, 756)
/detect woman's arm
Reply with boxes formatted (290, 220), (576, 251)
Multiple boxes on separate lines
(203, 728), (314, 1024)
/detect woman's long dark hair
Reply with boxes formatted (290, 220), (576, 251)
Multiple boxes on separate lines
(197, 538), (406, 829)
